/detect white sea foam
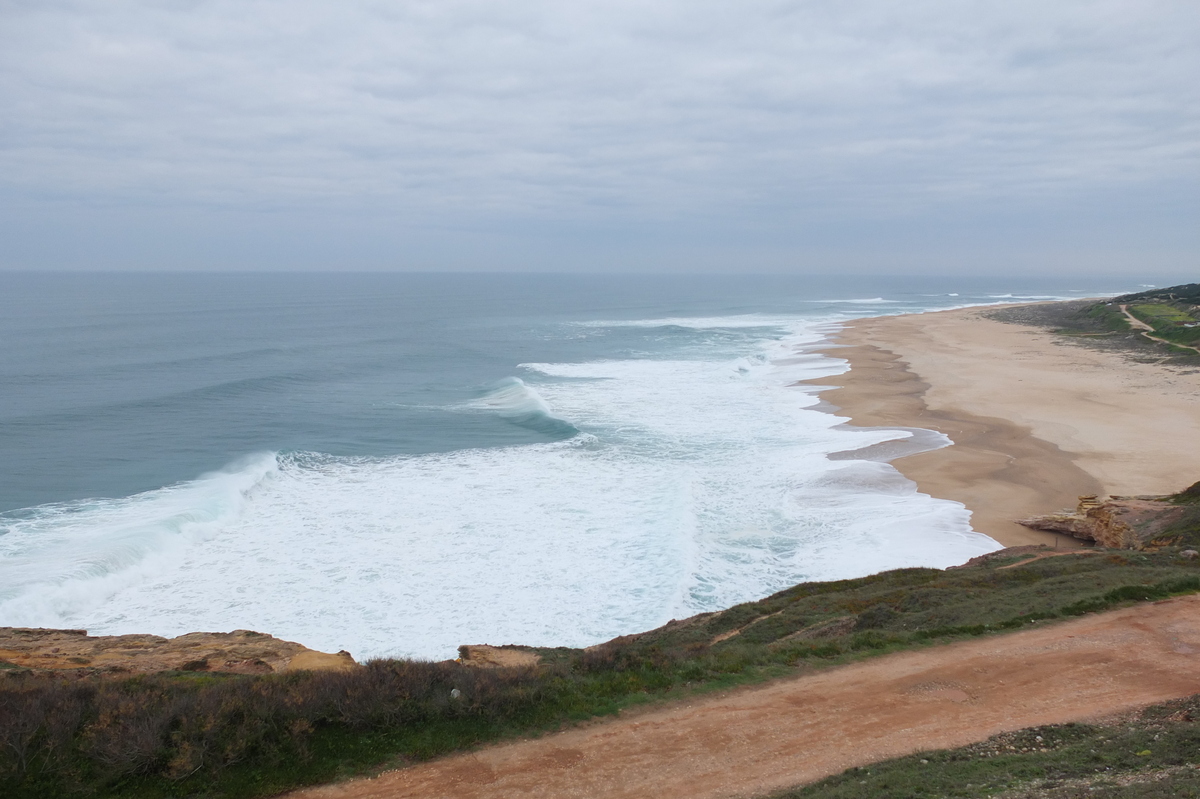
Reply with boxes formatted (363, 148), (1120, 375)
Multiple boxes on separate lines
(467, 377), (555, 418)
(459, 377), (579, 437)
(0, 317), (1000, 660)
(574, 314), (804, 329)
(986, 294), (1072, 300)
(802, 297), (890, 304)
(0, 454), (277, 626)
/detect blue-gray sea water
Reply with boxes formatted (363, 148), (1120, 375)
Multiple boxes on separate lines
(0, 273), (1145, 658)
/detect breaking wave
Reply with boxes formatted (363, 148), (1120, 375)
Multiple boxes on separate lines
(0, 454), (278, 627)
(463, 377), (580, 438)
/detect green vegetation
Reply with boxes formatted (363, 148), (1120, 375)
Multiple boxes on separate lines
(1130, 303), (1194, 325)
(1126, 302), (1200, 346)
(994, 282), (1200, 356)
(1173, 482), (1200, 505)
(1104, 283), (1200, 350)
(1152, 483), (1200, 549)
(776, 694), (1200, 798)
(1144, 509), (1200, 550)
(1117, 284), (1200, 305)
(6, 544), (1200, 798)
(1081, 301), (1134, 334)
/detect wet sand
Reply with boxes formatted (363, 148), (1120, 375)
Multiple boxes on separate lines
(809, 305), (1200, 547)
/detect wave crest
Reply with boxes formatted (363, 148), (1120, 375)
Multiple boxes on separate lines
(0, 453), (278, 627)
(468, 377), (579, 438)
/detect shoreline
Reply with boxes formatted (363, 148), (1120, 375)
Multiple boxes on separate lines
(807, 304), (1200, 548)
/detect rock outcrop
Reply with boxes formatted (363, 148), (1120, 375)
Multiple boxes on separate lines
(0, 627), (357, 675)
(456, 644), (541, 668)
(1018, 494), (1188, 549)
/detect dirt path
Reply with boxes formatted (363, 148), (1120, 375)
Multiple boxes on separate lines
(994, 550), (1100, 570)
(1119, 304), (1200, 354)
(291, 596), (1200, 799)
(1119, 304), (1156, 332)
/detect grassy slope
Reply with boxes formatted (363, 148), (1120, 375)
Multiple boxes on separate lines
(776, 695), (1200, 799)
(1116, 284), (1200, 305)
(6, 546), (1200, 798)
(988, 282), (1200, 359)
(1154, 483), (1200, 549)
(1080, 302), (1135, 334)
(1126, 302), (1200, 346)
(1107, 283), (1200, 348)
(765, 496), (1200, 798)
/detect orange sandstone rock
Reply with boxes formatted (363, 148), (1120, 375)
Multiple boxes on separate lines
(0, 627), (356, 675)
(1018, 494), (1187, 549)
(456, 644), (540, 668)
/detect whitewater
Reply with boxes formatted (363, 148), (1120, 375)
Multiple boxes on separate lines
(0, 274), (1138, 660)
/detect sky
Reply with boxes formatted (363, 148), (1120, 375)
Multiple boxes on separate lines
(1, 0), (1197, 273)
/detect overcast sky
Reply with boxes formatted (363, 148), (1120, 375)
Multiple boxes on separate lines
(1, 1), (1197, 273)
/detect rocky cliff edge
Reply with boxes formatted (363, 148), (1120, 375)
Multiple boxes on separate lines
(0, 627), (357, 675)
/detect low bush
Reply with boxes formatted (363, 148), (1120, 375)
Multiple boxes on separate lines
(777, 694), (1200, 798)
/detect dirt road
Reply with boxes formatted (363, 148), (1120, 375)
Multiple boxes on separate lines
(291, 596), (1200, 799)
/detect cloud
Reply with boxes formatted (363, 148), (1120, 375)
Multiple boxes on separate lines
(0, 0), (1197, 268)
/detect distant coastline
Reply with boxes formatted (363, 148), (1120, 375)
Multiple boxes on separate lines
(810, 301), (1200, 546)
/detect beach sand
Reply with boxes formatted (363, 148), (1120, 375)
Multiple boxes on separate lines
(809, 305), (1200, 547)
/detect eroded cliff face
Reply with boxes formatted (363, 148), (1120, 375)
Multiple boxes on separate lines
(0, 627), (356, 675)
(1019, 495), (1188, 549)
(456, 644), (541, 668)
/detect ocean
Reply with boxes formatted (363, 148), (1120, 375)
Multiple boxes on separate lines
(0, 272), (1142, 660)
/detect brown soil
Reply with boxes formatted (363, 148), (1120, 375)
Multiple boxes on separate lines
(289, 595), (1200, 799)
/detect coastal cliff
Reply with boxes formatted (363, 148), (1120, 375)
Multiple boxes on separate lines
(1018, 482), (1200, 550)
(0, 627), (356, 675)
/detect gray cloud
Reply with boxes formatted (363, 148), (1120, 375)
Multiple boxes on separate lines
(1, 0), (1197, 270)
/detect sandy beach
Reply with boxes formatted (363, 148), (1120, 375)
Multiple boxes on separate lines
(811, 305), (1200, 547)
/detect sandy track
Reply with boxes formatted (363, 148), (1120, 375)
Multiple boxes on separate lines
(291, 595), (1200, 799)
(1119, 304), (1200, 355)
